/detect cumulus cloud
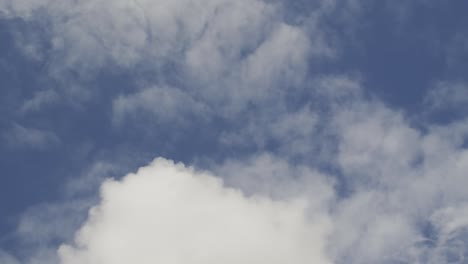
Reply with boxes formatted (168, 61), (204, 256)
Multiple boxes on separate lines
(58, 158), (332, 264)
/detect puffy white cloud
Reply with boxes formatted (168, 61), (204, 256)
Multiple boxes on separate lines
(58, 158), (332, 264)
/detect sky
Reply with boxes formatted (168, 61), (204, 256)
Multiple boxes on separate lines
(1, 0), (468, 263)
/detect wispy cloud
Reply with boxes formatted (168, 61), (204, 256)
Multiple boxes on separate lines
(3, 123), (59, 150)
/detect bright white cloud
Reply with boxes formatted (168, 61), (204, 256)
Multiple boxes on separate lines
(58, 158), (332, 264)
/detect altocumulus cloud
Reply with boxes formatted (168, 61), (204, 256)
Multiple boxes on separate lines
(58, 158), (332, 264)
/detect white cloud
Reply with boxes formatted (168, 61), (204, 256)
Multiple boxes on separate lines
(0, 0), (281, 71)
(1, 0), (330, 115)
(58, 158), (332, 264)
(325, 98), (468, 263)
(8, 98), (468, 263)
(334, 102), (422, 188)
(110, 3), (314, 120)
(214, 153), (334, 203)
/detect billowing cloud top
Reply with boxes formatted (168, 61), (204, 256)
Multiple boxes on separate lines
(58, 158), (332, 264)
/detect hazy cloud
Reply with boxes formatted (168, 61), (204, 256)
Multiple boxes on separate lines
(3, 123), (59, 150)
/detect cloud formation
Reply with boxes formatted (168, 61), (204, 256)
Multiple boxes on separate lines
(1, 0), (468, 264)
(58, 158), (332, 264)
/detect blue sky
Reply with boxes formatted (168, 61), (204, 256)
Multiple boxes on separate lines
(1, 1), (468, 263)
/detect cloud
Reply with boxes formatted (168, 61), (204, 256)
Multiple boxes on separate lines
(326, 98), (468, 263)
(112, 86), (208, 125)
(20, 89), (59, 114)
(3, 123), (60, 150)
(334, 102), (422, 187)
(0, 250), (20, 264)
(0, 0), (282, 70)
(109, 5), (314, 121)
(7, 97), (468, 264)
(0, 0), (332, 114)
(427, 204), (468, 263)
(58, 158), (332, 264)
(214, 153), (334, 202)
(218, 106), (319, 155)
(2, 1), (468, 263)
(424, 81), (468, 118)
